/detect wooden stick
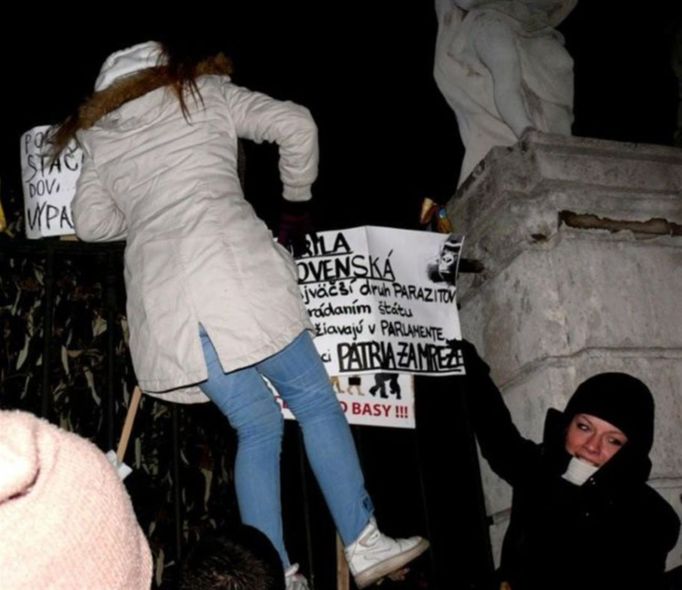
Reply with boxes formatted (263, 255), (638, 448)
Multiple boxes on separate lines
(336, 533), (350, 590)
(116, 386), (142, 464)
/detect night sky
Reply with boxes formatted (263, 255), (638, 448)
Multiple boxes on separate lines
(2, 2), (679, 233)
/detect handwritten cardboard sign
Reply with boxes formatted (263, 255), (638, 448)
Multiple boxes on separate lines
(20, 125), (82, 238)
(298, 226), (464, 376)
(274, 373), (417, 429)
(278, 226), (464, 429)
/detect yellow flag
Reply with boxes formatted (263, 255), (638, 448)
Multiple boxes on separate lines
(0, 197), (6, 233)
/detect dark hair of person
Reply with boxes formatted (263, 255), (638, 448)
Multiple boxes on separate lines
(178, 525), (285, 590)
(157, 37), (232, 120)
(48, 38), (233, 162)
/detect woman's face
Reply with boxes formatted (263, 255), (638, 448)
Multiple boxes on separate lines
(564, 413), (628, 467)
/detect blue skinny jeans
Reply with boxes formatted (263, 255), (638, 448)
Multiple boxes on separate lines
(199, 328), (373, 567)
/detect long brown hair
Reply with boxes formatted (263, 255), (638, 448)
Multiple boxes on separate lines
(48, 40), (233, 161)
(158, 39), (235, 120)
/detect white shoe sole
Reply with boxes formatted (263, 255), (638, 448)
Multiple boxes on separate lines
(353, 538), (430, 589)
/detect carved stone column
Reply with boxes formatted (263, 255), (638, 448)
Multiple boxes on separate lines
(448, 129), (682, 568)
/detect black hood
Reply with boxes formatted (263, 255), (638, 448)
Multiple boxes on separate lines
(563, 372), (655, 455)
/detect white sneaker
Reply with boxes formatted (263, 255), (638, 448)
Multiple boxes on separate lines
(344, 519), (429, 589)
(285, 563), (310, 590)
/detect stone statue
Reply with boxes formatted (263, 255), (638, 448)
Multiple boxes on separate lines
(434, 0), (577, 186)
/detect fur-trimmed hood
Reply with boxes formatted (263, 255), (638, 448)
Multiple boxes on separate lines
(50, 47), (233, 156)
(80, 53), (234, 129)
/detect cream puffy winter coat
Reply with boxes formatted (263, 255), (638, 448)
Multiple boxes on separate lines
(71, 43), (315, 403)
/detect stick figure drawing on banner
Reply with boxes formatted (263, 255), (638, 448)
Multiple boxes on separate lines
(369, 373), (402, 400)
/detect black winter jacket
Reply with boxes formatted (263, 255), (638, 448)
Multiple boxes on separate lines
(460, 341), (680, 590)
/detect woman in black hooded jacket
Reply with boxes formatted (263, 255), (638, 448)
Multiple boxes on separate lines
(459, 340), (680, 590)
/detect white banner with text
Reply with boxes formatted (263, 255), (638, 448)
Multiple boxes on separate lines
(299, 226), (464, 376)
(21, 125), (82, 238)
(276, 226), (464, 429)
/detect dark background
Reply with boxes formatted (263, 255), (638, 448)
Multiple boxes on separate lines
(2, 2), (680, 232)
(0, 4), (680, 589)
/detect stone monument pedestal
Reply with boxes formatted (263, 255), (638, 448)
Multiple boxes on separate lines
(448, 130), (682, 569)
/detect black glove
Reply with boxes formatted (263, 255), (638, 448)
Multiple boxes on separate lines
(277, 200), (313, 257)
(447, 338), (491, 379)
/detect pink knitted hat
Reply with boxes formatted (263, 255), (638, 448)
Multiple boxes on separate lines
(0, 410), (153, 589)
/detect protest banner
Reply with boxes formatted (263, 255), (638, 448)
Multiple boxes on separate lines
(20, 125), (82, 238)
(276, 226), (464, 429)
(273, 373), (416, 429)
(298, 226), (464, 375)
